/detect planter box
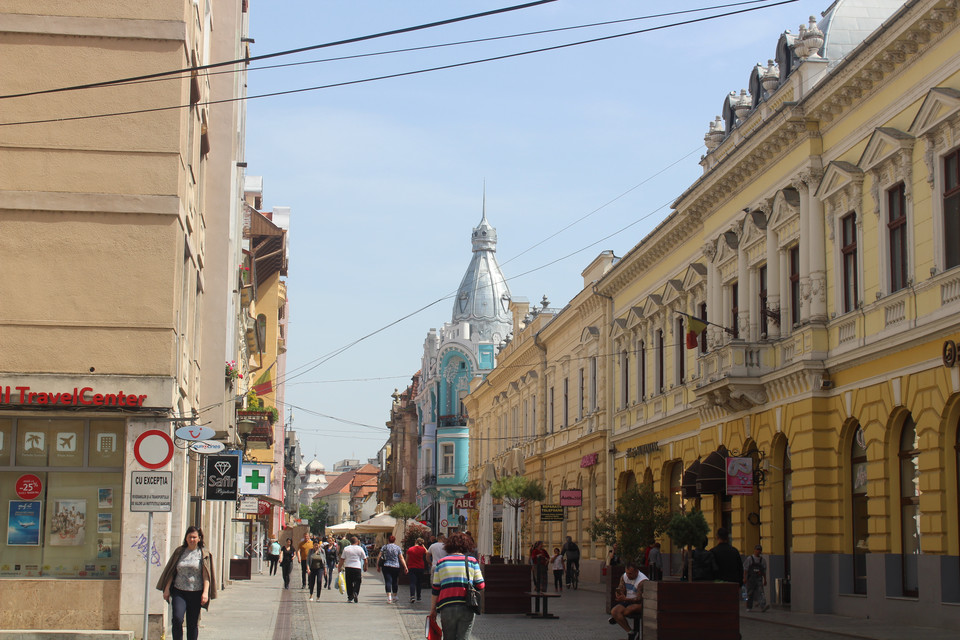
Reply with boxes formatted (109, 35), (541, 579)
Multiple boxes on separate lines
(480, 563), (531, 614)
(230, 558), (251, 580)
(642, 580), (740, 640)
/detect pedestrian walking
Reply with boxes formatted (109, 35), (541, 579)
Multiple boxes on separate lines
(323, 537), (338, 589)
(306, 542), (326, 601)
(157, 526), (217, 640)
(298, 532), (314, 589)
(338, 536), (368, 603)
(378, 535), (408, 603)
(529, 540), (549, 592)
(743, 544), (769, 612)
(550, 547), (564, 592)
(267, 538), (281, 576)
(406, 537), (428, 603)
(710, 527), (743, 586)
(647, 542), (663, 581)
(427, 534), (447, 571)
(279, 538), (297, 589)
(429, 532), (485, 640)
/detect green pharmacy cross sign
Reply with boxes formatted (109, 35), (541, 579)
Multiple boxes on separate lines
(239, 463), (270, 496)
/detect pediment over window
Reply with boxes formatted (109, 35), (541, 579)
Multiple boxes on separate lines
(682, 263), (707, 291)
(661, 280), (684, 306)
(626, 306), (645, 328)
(816, 161), (863, 200)
(769, 188), (800, 228)
(642, 294), (663, 318)
(858, 127), (914, 173)
(580, 326), (599, 343)
(610, 317), (628, 339)
(909, 87), (960, 137)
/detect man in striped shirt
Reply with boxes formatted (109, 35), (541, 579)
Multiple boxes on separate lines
(429, 532), (485, 640)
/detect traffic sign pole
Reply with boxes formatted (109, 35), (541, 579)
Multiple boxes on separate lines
(143, 511), (153, 640)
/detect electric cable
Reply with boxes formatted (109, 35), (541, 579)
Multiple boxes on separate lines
(0, 0), (798, 128)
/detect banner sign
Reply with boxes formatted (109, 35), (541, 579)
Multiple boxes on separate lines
(725, 457), (754, 495)
(205, 455), (240, 501)
(454, 496), (476, 509)
(540, 504), (564, 522)
(559, 489), (582, 506)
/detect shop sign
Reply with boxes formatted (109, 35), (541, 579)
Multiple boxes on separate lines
(239, 463), (271, 496)
(239, 497), (259, 513)
(15, 474), (43, 500)
(725, 457), (754, 496)
(129, 471), (173, 512)
(454, 496), (476, 509)
(258, 500), (271, 516)
(559, 489), (582, 506)
(190, 440), (225, 454)
(580, 453), (599, 468)
(175, 425), (216, 441)
(540, 504), (564, 522)
(205, 455), (240, 501)
(0, 385), (148, 408)
(626, 442), (660, 458)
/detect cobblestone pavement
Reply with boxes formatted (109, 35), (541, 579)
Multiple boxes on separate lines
(194, 569), (957, 640)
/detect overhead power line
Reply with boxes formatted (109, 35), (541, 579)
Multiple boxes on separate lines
(0, 0), (798, 128)
(0, 0), (559, 101)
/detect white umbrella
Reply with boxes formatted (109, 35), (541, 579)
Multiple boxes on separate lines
(354, 512), (397, 533)
(327, 520), (359, 533)
(478, 490), (493, 561)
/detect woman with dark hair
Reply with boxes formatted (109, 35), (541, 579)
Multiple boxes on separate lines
(377, 534), (408, 603)
(529, 540), (549, 592)
(279, 537), (297, 589)
(429, 532), (485, 640)
(157, 526), (216, 640)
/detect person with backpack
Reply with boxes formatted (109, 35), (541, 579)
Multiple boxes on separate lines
(743, 544), (769, 612)
(560, 536), (580, 589)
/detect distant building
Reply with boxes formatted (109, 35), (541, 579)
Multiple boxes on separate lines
(299, 458), (328, 506)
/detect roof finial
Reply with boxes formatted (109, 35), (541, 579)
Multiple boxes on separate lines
(481, 179), (487, 224)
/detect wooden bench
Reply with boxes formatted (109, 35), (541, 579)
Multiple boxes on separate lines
(524, 591), (561, 619)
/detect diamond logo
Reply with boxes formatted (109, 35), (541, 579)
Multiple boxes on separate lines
(214, 461), (232, 476)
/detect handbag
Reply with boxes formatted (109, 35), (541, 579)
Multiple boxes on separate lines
(337, 571), (346, 594)
(463, 558), (482, 615)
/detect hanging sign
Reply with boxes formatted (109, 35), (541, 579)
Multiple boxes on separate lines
(191, 440), (225, 454)
(239, 497), (259, 513)
(239, 463), (271, 496)
(559, 489), (582, 506)
(540, 505), (564, 522)
(175, 425), (216, 441)
(725, 457), (754, 495)
(205, 455), (240, 501)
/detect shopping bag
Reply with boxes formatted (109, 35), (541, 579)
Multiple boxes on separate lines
(425, 614), (442, 640)
(337, 571), (346, 594)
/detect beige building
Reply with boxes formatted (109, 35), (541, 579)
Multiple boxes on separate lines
(0, 1), (252, 636)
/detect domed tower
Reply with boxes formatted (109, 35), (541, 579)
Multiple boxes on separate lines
(452, 211), (512, 344)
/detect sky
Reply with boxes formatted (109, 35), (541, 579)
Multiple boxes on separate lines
(242, 0), (830, 470)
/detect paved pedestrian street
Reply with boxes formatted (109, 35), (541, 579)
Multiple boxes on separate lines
(193, 569), (957, 640)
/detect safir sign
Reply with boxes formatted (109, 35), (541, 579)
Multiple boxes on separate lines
(205, 455), (240, 501)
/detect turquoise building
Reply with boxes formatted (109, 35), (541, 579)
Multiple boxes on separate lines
(415, 212), (512, 533)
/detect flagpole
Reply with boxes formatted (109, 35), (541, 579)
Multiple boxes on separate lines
(673, 309), (735, 335)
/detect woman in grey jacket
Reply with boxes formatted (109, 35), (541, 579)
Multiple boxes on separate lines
(156, 526), (217, 640)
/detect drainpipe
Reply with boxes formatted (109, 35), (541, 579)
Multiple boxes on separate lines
(592, 284), (616, 520)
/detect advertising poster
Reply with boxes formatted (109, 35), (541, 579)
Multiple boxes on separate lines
(97, 513), (112, 533)
(98, 488), (113, 509)
(97, 537), (113, 558)
(725, 457), (754, 496)
(7, 500), (42, 546)
(50, 499), (86, 546)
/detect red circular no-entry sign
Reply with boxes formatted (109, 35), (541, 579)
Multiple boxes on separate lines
(16, 474), (43, 500)
(133, 430), (175, 469)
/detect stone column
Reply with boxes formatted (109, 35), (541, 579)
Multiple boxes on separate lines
(805, 170), (827, 322)
(793, 177), (812, 324)
(765, 203), (781, 339)
(736, 221), (749, 339)
(703, 240), (721, 348)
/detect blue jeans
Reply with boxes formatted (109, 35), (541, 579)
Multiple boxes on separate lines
(170, 587), (201, 640)
(440, 603), (476, 640)
(383, 566), (400, 593)
(408, 567), (425, 599)
(325, 563), (335, 588)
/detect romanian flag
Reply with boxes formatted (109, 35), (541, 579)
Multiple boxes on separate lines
(252, 366), (273, 396)
(686, 316), (708, 349)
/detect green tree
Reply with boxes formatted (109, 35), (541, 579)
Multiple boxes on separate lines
(389, 502), (420, 541)
(300, 500), (330, 536)
(665, 509), (710, 580)
(491, 474), (545, 561)
(587, 484), (671, 565)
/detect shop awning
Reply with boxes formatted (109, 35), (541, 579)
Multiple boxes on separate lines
(696, 445), (729, 495)
(680, 458), (701, 499)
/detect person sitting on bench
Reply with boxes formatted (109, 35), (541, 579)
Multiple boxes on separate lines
(608, 561), (648, 640)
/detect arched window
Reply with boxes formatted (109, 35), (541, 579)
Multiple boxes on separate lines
(783, 442), (793, 580)
(851, 425), (869, 594)
(899, 414), (921, 597)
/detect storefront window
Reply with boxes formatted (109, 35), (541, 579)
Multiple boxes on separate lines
(1, 418), (123, 579)
(851, 425), (869, 594)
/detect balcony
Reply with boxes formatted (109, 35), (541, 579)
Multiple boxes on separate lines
(438, 414), (466, 428)
(695, 340), (774, 414)
(237, 410), (274, 449)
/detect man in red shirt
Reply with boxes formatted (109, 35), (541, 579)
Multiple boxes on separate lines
(406, 537), (428, 603)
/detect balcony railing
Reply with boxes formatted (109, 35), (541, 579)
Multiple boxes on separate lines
(438, 414), (466, 427)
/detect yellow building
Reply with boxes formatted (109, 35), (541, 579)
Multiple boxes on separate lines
(591, 0), (960, 629)
(465, 252), (617, 580)
(0, 1), (251, 635)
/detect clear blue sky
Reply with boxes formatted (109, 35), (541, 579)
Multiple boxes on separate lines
(243, 0), (826, 469)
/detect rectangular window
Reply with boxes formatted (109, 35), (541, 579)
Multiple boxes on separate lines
(589, 357), (597, 411)
(441, 443), (455, 476)
(790, 246), (800, 326)
(944, 149), (960, 270)
(888, 183), (908, 292)
(562, 378), (569, 428)
(841, 212), (858, 313)
(0, 418), (123, 580)
(731, 281), (739, 339)
(638, 341), (646, 400)
(699, 302), (708, 353)
(656, 329), (665, 394)
(759, 265), (768, 337)
(548, 387), (554, 433)
(620, 351), (629, 408)
(676, 317), (685, 384)
(578, 368), (585, 420)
